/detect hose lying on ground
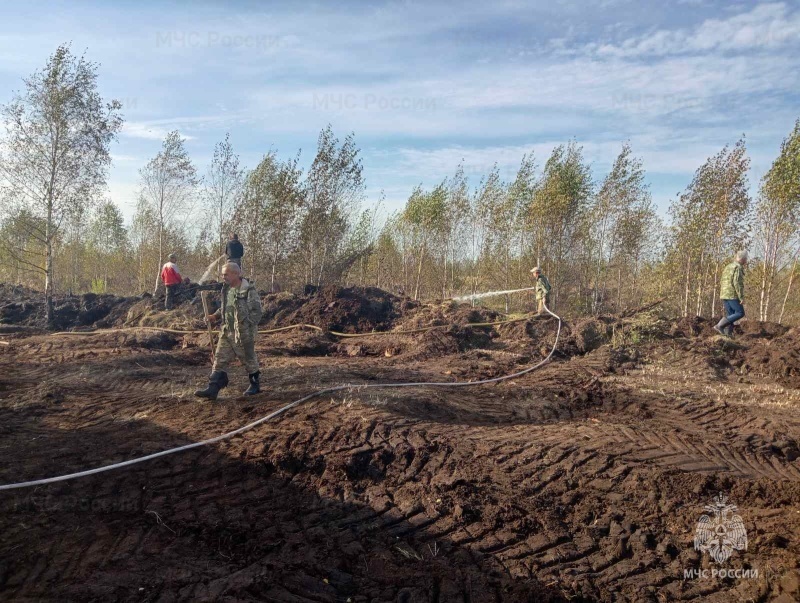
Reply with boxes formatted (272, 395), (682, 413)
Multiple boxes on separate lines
(47, 314), (538, 338)
(0, 305), (561, 492)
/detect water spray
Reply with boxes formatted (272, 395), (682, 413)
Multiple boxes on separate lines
(198, 255), (227, 284)
(452, 286), (536, 303)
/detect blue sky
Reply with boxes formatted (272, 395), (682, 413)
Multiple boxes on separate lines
(1, 0), (799, 223)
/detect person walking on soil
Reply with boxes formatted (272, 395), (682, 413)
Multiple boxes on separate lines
(714, 250), (748, 338)
(530, 266), (552, 315)
(225, 233), (244, 268)
(160, 254), (183, 310)
(195, 262), (262, 400)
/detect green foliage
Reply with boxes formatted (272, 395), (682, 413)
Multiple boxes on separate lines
(90, 277), (106, 294)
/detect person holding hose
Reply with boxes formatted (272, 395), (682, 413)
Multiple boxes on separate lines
(714, 250), (748, 338)
(195, 262), (262, 400)
(530, 266), (552, 315)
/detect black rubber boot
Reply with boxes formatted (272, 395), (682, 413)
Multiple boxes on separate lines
(244, 371), (260, 395)
(713, 317), (730, 337)
(195, 371), (229, 400)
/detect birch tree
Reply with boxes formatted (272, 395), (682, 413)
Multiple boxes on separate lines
(668, 140), (751, 317)
(205, 133), (244, 257)
(526, 142), (592, 308)
(755, 120), (800, 321)
(0, 44), (122, 323)
(592, 143), (651, 313)
(298, 126), (365, 285)
(138, 130), (198, 293)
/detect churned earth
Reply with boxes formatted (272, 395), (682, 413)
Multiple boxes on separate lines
(1, 285), (799, 602)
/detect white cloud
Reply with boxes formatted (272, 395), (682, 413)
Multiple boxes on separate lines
(587, 2), (800, 58)
(1, 1), (793, 226)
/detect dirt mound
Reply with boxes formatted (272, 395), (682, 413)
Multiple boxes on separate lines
(0, 291), (139, 331)
(260, 291), (307, 325)
(329, 302), (504, 360)
(667, 315), (716, 338)
(495, 315), (616, 359)
(331, 307), (620, 362)
(733, 327), (800, 388)
(395, 303), (500, 358)
(739, 319), (791, 339)
(665, 315), (787, 340)
(569, 316), (615, 353)
(399, 301), (501, 330)
(0, 282), (212, 331)
(261, 286), (403, 333)
(120, 296), (206, 331)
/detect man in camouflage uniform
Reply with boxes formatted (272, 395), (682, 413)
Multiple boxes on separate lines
(714, 250), (748, 338)
(530, 266), (552, 315)
(195, 262), (263, 400)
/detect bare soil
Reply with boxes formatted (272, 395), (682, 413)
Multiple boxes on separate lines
(1, 286), (800, 602)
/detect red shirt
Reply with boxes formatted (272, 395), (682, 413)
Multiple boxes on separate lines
(160, 262), (182, 286)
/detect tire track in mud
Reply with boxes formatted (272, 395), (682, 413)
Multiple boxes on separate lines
(227, 380), (797, 600)
(2, 333), (800, 601)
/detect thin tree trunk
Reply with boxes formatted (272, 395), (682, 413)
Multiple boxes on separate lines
(316, 244), (324, 288)
(683, 253), (691, 317)
(45, 203), (54, 324)
(765, 241), (781, 321)
(778, 255), (798, 325)
(414, 241), (426, 301)
(695, 250), (707, 317)
(270, 234), (281, 293)
(759, 244), (770, 322)
(710, 261), (719, 318)
(451, 229), (457, 297)
(764, 272), (774, 323)
(153, 216), (163, 295)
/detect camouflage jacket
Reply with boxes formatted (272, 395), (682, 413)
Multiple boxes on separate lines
(720, 262), (745, 302)
(535, 275), (552, 300)
(213, 279), (263, 343)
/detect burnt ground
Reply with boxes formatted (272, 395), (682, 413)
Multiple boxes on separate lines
(1, 286), (800, 602)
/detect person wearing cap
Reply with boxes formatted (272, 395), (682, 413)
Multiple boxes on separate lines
(530, 266), (552, 315)
(714, 250), (748, 338)
(195, 261), (263, 400)
(160, 253), (182, 310)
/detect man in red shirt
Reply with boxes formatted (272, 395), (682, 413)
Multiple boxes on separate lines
(160, 253), (182, 310)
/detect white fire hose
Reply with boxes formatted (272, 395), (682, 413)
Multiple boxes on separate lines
(0, 304), (561, 491)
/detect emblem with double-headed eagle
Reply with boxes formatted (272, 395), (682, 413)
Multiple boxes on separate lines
(694, 493), (748, 563)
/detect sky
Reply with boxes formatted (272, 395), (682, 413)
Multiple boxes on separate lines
(0, 0), (798, 223)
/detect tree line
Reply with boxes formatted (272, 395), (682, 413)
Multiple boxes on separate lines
(1, 45), (799, 325)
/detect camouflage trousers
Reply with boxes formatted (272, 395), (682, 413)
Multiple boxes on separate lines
(537, 294), (550, 315)
(212, 332), (259, 375)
